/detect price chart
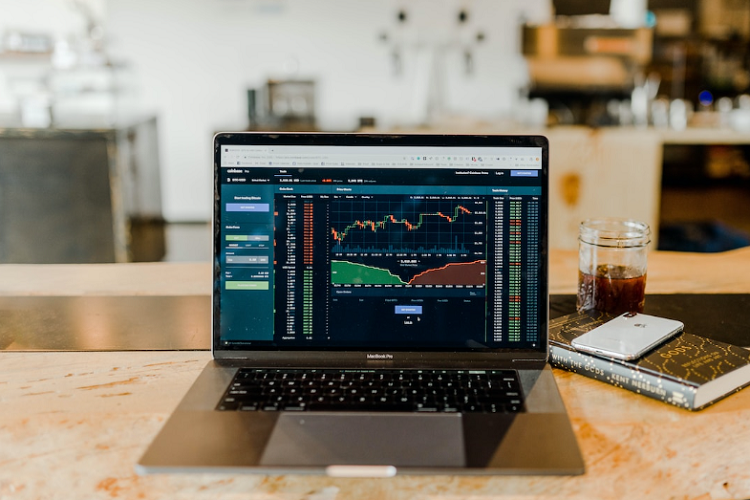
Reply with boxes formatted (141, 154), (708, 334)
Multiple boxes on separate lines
(330, 196), (487, 286)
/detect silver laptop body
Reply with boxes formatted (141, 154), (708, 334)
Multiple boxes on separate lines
(137, 133), (584, 476)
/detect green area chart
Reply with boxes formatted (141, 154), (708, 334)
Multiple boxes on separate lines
(331, 260), (486, 286)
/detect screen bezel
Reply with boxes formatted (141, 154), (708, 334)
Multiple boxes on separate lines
(212, 132), (549, 366)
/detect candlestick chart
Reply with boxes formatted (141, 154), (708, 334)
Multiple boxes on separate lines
(329, 197), (487, 286)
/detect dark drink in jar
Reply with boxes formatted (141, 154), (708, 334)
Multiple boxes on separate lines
(577, 265), (647, 315)
(577, 219), (650, 314)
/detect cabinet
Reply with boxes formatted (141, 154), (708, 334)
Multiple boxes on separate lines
(0, 116), (164, 263)
(544, 127), (663, 250)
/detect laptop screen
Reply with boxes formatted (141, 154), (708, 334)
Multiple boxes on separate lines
(213, 134), (547, 355)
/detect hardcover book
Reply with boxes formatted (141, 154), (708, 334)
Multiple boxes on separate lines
(549, 311), (750, 410)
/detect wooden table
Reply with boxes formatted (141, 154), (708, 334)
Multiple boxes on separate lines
(2, 249), (750, 499)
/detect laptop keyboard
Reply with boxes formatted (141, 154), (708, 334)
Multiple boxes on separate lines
(216, 369), (524, 413)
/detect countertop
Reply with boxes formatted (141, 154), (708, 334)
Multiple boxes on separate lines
(2, 248), (750, 499)
(0, 115), (157, 135)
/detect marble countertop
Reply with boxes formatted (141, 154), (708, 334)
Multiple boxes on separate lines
(2, 248), (750, 499)
(4, 350), (750, 499)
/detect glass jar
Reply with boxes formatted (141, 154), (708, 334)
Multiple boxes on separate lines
(576, 218), (651, 315)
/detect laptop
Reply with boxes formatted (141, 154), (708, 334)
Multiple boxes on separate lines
(137, 132), (584, 476)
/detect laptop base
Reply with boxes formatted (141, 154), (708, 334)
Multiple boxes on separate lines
(137, 362), (584, 476)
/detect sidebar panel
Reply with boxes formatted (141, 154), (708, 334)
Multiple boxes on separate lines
(220, 184), (275, 342)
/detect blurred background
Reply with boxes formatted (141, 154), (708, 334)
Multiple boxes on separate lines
(2, 0), (750, 263)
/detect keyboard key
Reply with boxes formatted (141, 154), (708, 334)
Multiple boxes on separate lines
(282, 405), (306, 411)
(307, 403), (415, 412)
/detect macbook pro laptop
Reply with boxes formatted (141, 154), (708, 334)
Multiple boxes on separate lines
(137, 133), (584, 476)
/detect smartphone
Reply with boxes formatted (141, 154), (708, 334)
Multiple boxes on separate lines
(570, 312), (684, 361)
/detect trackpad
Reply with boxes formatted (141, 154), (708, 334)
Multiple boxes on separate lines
(260, 413), (465, 468)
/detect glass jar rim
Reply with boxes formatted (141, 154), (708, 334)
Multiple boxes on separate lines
(579, 218), (651, 248)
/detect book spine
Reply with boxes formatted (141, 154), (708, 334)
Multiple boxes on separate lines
(549, 345), (699, 410)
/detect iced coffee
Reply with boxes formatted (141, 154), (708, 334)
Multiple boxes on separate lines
(576, 219), (650, 315)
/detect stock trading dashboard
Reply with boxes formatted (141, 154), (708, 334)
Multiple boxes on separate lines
(217, 166), (544, 351)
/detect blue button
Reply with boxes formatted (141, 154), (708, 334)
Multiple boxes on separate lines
(226, 203), (270, 212)
(510, 170), (538, 177)
(395, 306), (423, 315)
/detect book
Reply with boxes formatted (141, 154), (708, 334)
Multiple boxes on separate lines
(549, 310), (750, 410)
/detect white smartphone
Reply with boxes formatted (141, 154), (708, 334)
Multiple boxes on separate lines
(570, 312), (684, 361)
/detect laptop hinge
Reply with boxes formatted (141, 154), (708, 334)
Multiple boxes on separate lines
(512, 358), (546, 366)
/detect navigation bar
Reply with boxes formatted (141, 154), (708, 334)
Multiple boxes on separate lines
(273, 185), (541, 195)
